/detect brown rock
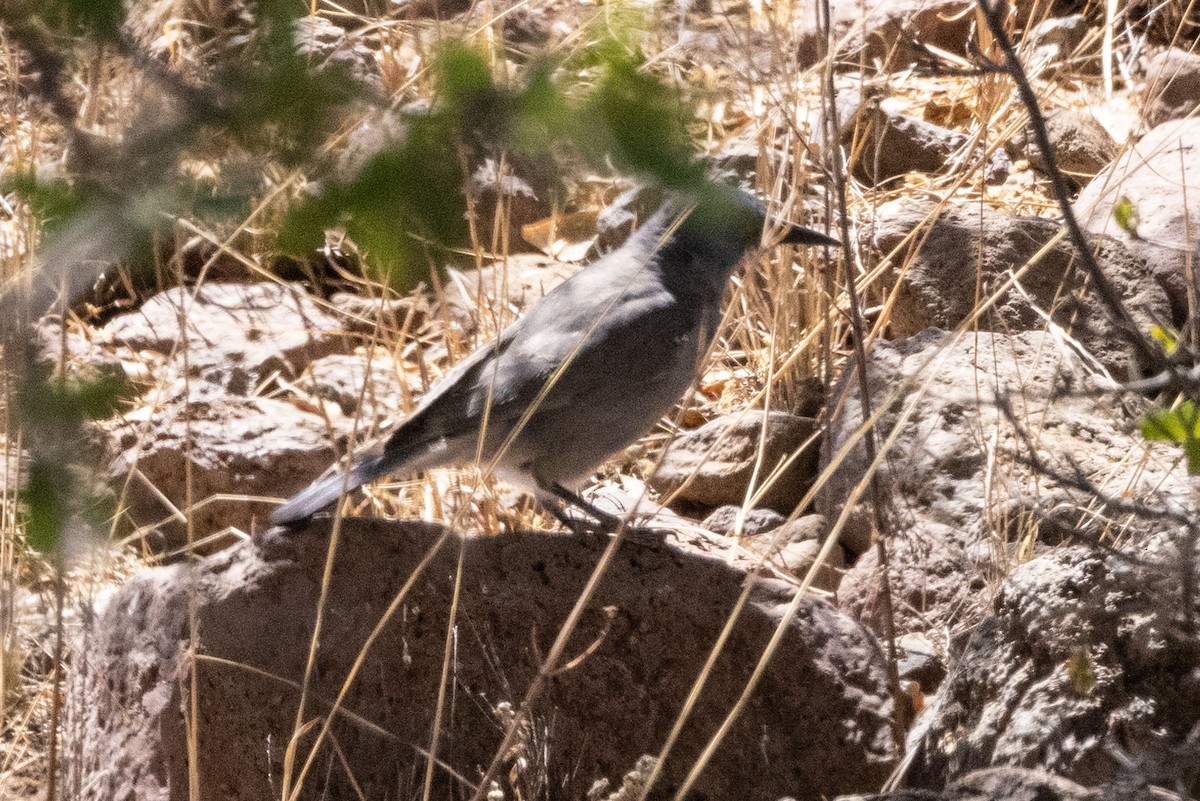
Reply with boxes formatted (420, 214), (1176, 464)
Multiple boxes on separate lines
(1142, 46), (1200, 128)
(99, 281), (350, 392)
(441, 253), (581, 327)
(838, 767), (1098, 801)
(820, 329), (1193, 634)
(771, 513), (829, 544)
(1014, 108), (1118, 189)
(65, 520), (899, 801)
(1024, 15), (1098, 77)
(650, 410), (819, 514)
(871, 198), (1169, 376)
(838, 93), (1011, 185)
(772, 537), (845, 592)
(328, 291), (428, 338)
(1075, 117), (1200, 322)
(103, 396), (337, 550)
(700, 505), (787, 537)
(838, 520), (986, 640)
(301, 350), (416, 424)
(907, 534), (1200, 791)
(796, 0), (978, 71)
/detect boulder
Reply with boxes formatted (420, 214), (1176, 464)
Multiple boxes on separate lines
(65, 520), (900, 801)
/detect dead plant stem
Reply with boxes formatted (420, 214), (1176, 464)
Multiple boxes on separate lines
(819, 0), (903, 749)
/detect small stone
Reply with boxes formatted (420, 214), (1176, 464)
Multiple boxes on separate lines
(649, 410), (819, 514)
(700, 505), (786, 537)
(774, 538), (844, 592)
(1143, 47), (1200, 128)
(771, 514), (828, 543)
(1013, 108), (1117, 190)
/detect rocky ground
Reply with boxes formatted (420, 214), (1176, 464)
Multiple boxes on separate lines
(4, 0), (1200, 799)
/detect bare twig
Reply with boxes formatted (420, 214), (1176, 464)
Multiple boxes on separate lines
(976, 0), (1193, 396)
(820, 0), (904, 747)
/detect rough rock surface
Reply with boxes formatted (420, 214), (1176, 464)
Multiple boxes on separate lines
(838, 94), (1010, 185)
(870, 199), (1169, 376)
(98, 281), (350, 391)
(102, 397), (336, 548)
(441, 252), (580, 327)
(300, 350), (416, 425)
(821, 329), (1192, 637)
(1024, 15), (1095, 76)
(837, 767), (1099, 801)
(1013, 108), (1118, 188)
(1075, 117), (1200, 321)
(700, 504), (786, 537)
(1142, 46), (1200, 127)
(769, 537), (846, 592)
(649, 410), (819, 514)
(797, 0), (981, 70)
(838, 520), (987, 640)
(65, 520), (899, 801)
(328, 291), (428, 337)
(907, 535), (1200, 792)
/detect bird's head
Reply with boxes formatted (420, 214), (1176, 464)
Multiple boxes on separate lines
(675, 182), (837, 248)
(663, 183), (838, 288)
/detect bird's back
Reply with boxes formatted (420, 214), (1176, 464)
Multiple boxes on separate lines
(413, 210), (720, 488)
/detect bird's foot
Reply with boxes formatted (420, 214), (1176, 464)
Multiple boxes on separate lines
(550, 507), (665, 550)
(541, 481), (665, 549)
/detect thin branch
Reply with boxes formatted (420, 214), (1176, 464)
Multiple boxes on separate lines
(976, 0), (1192, 395)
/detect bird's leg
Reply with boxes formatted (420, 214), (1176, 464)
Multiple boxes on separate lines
(541, 482), (664, 548)
(543, 500), (606, 538)
(544, 482), (625, 532)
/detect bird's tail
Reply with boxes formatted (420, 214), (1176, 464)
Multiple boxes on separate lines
(270, 453), (387, 526)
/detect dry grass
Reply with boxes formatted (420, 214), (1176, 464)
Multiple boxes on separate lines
(1, 0), (1196, 797)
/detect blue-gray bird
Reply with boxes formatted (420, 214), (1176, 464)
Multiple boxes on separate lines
(271, 184), (837, 530)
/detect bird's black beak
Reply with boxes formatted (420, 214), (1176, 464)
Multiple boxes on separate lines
(778, 223), (840, 247)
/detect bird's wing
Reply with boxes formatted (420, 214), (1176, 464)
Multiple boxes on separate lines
(270, 324), (523, 526)
(375, 319), (525, 456)
(479, 278), (708, 428)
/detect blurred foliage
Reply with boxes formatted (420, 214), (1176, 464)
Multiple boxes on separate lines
(21, 463), (68, 553)
(0, 0), (716, 551)
(16, 360), (124, 552)
(581, 42), (702, 190)
(280, 37), (705, 290)
(36, 0), (125, 41)
(1142, 400), (1200, 476)
(4, 172), (86, 237)
(1112, 195), (1140, 238)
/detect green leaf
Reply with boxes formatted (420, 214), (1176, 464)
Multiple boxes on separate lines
(512, 63), (572, 153)
(1186, 439), (1200, 476)
(585, 52), (702, 188)
(438, 42), (493, 108)
(18, 370), (126, 430)
(1113, 195), (1139, 238)
(41, 0), (126, 40)
(4, 172), (84, 235)
(1142, 402), (1200, 442)
(21, 462), (68, 552)
(1150, 325), (1180, 355)
(278, 191), (344, 257)
(1142, 402), (1200, 475)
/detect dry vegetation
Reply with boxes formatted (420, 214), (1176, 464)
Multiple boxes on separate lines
(0, 0), (1196, 797)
